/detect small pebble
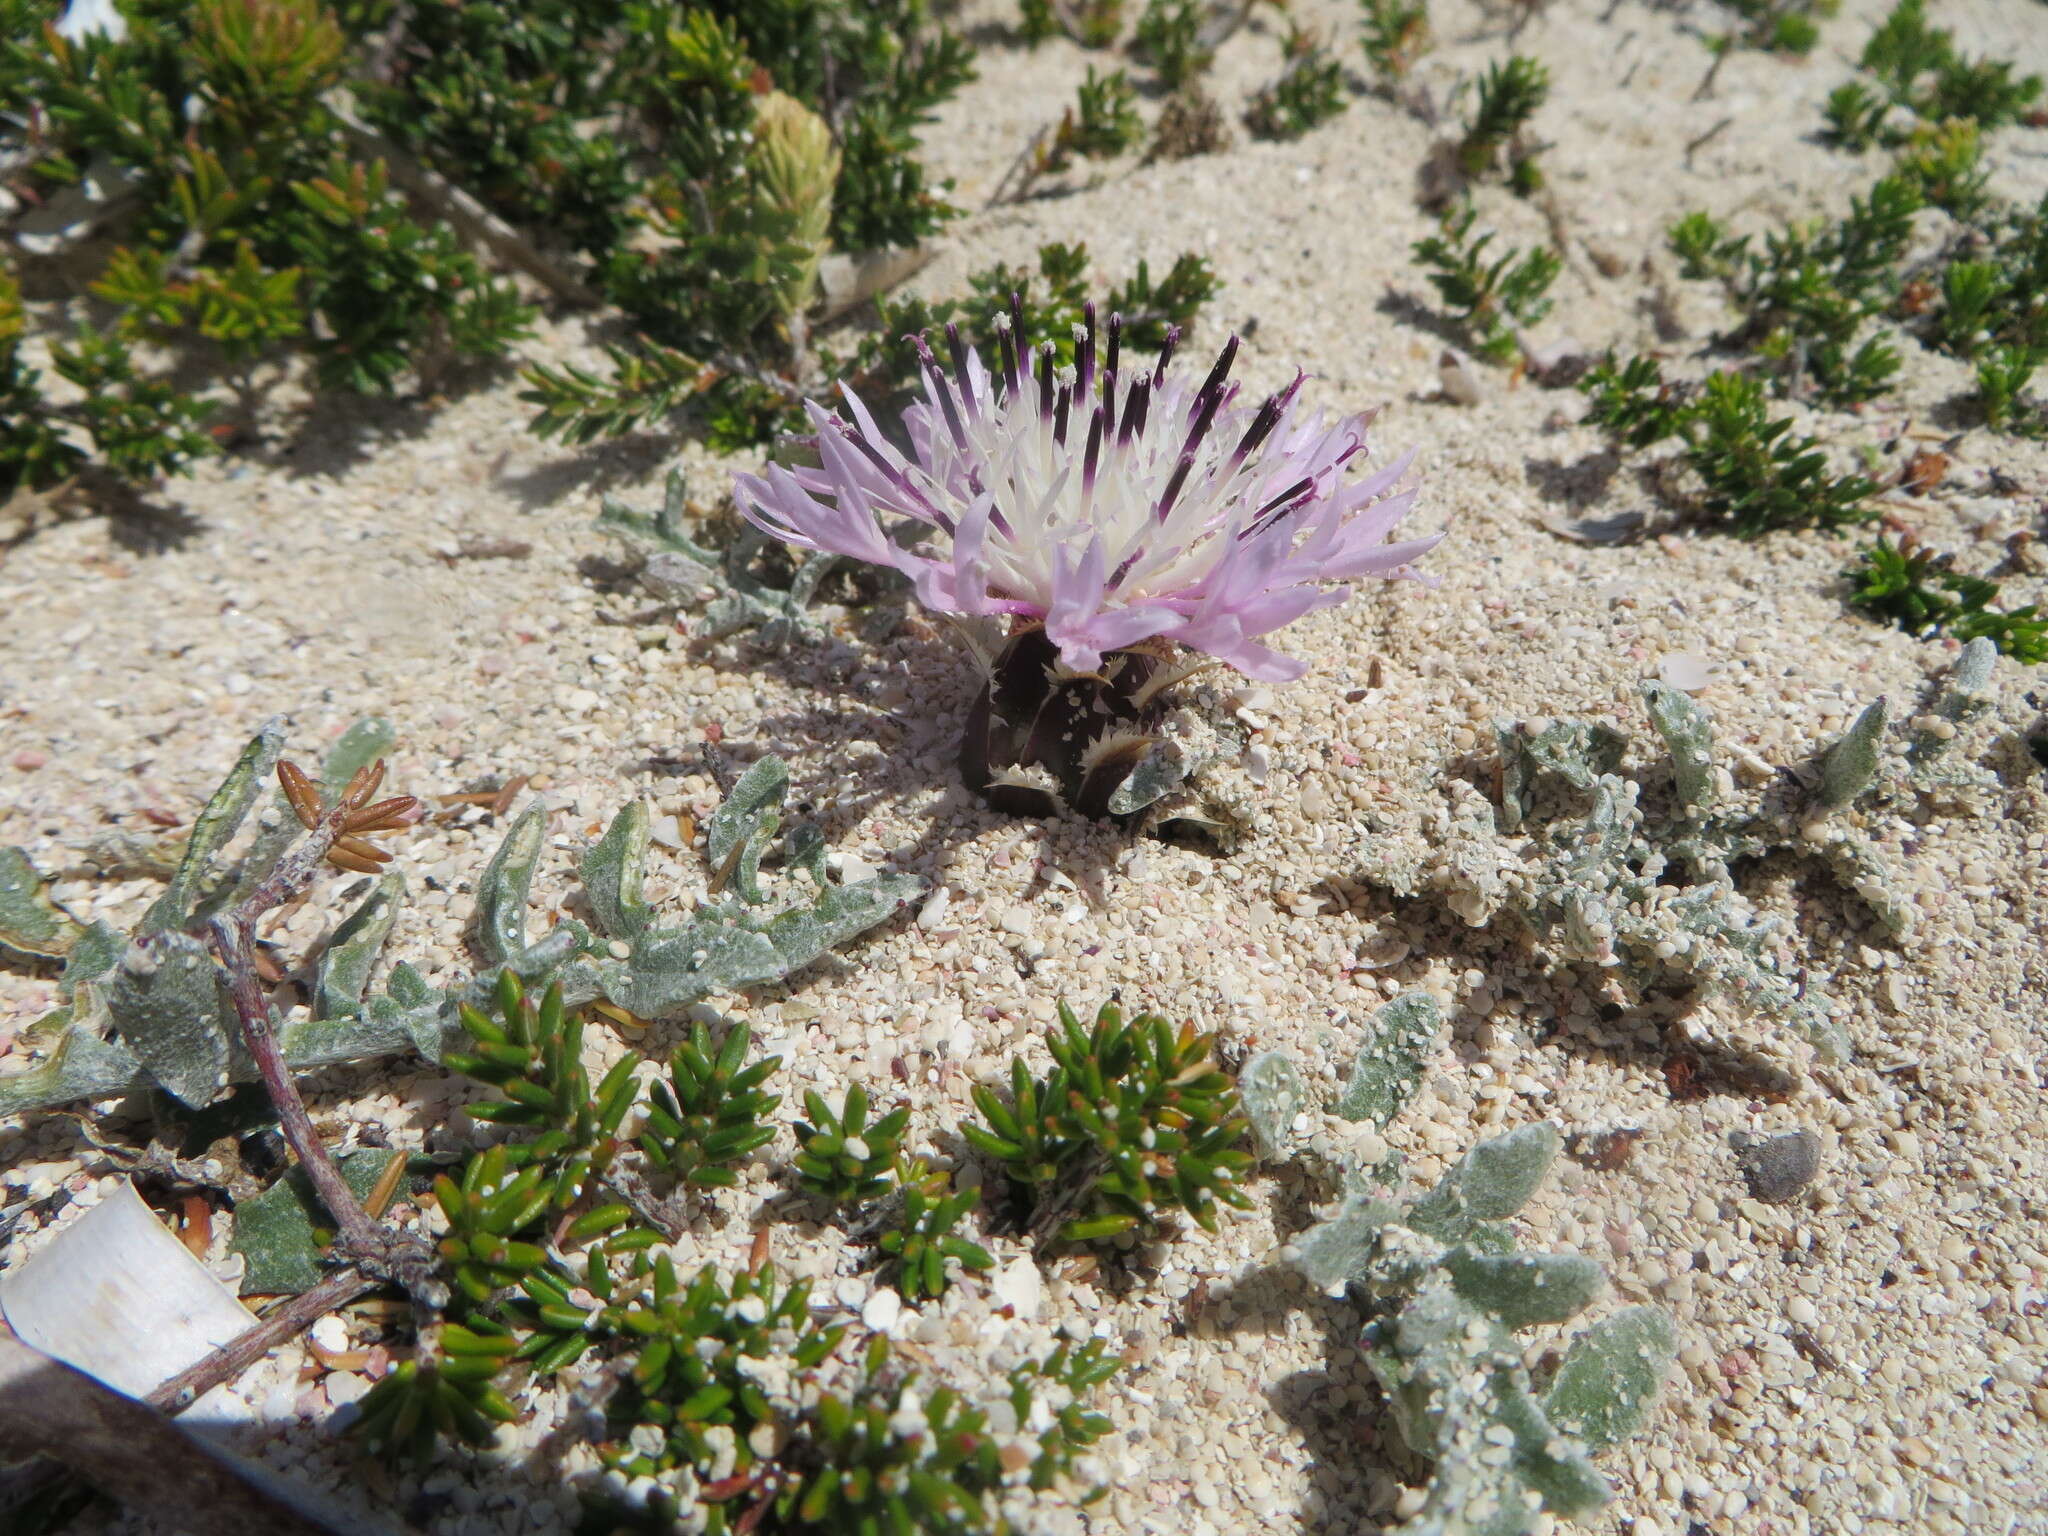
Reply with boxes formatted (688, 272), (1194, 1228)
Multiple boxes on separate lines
(1731, 1130), (1823, 1204)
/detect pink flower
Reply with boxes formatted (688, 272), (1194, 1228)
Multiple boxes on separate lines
(735, 304), (1439, 682)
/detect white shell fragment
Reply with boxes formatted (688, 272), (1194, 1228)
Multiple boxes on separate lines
(0, 1180), (256, 1422)
(1658, 652), (1715, 692)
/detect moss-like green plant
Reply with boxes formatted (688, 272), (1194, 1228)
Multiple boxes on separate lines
(1713, 0), (1831, 55)
(1858, 0), (2043, 130)
(1579, 355), (1880, 536)
(1847, 540), (2047, 660)
(639, 1019), (784, 1189)
(3, 1), (985, 473)
(1668, 175), (1921, 407)
(1286, 1123), (1677, 1536)
(963, 999), (1253, 1245)
(1245, 26), (1350, 141)
(1043, 65), (1144, 170)
(1359, 0), (1430, 80)
(794, 1083), (910, 1206)
(1411, 204), (1561, 364)
(1457, 56), (1548, 182)
(1133, 0), (1213, 88)
(877, 1158), (996, 1302)
(444, 972), (638, 1210)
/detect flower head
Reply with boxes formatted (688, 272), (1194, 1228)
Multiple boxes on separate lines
(735, 304), (1439, 682)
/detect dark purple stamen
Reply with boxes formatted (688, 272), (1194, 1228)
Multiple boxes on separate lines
(1104, 313), (1122, 388)
(1100, 366), (1119, 443)
(997, 325), (1022, 401)
(1156, 452), (1198, 522)
(1000, 297), (1025, 398)
(1075, 303), (1097, 403)
(1239, 476), (1316, 536)
(915, 337), (971, 454)
(1082, 406), (1103, 492)
(1153, 326), (1181, 387)
(1106, 550), (1142, 592)
(1036, 343), (1056, 420)
(1053, 382), (1072, 446)
(1230, 376), (1302, 468)
(945, 324), (978, 422)
(1120, 377), (1151, 445)
(1194, 335), (1240, 404)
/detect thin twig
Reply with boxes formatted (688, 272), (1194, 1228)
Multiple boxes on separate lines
(1692, 40), (1732, 101)
(1685, 115), (1735, 163)
(200, 764), (444, 1313)
(153, 1269), (380, 1412)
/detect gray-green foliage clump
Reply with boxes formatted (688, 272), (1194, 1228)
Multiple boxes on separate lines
(1354, 646), (2005, 1065)
(1239, 991), (1443, 1162)
(598, 467), (864, 653)
(1286, 1123), (1677, 1536)
(0, 726), (918, 1114)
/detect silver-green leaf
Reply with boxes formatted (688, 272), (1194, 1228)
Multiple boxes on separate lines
(141, 722), (285, 936)
(1544, 1305), (1678, 1452)
(472, 803), (546, 966)
(1336, 992), (1440, 1127)
(106, 934), (233, 1108)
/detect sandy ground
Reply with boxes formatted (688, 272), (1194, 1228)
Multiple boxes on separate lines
(4, 0), (2048, 1532)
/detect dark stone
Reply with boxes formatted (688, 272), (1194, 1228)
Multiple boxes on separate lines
(1730, 1129), (1822, 1204)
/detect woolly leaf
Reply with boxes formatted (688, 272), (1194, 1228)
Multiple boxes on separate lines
(313, 871), (405, 1020)
(581, 801), (652, 940)
(1286, 1195), (1401, 1293)
(705, 757), (789, 905)
(231, 1148), (401, 1295)
(1238, 1050), (1306, 1159)
(360, 961), (452, 1061)
(1440, 1122), (1559, 1224)
(0, 846), (79, 959)
(586, 921), (786, 1020)
(105, 933), (233, 1108)
(473, 803), (546, 966)
(1544, 1306), (1678, 1452)
(320, 717), (397, 798)
(760, 872), (921, 973)
(1949, 635), (1996, 699)
(1336, 992), (1439, 1127)
(1441, 1249), (1604, 1329)
(1817, 698), (1888, 809)
(141, 721), (285, 935)
(1642, 680), (1716, 811)
(0, 1028), (146, 1115)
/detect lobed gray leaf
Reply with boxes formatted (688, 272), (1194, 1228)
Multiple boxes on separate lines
(0, 845), (79, 959)
(1543, 1305), (1677, 1452)
(1452, 1122), (1561, 1222)
(1816, 698), (1888, 810)
(230, 1148), (402, 1296)
(1238, 1050), (1306, 1159)
(581, 801), (652, 940)
(472, 803), (546, 966)
(760, 871), (922, 973)
(1642, 680), (1716, 811)
(141, 722), (285, 936)
(1335, 992), (1439, 1127)
(106, 933), (233, 1109)
(1441, 1248), (1604, 1329)
(313, 872), (405, 1021)
(705, 757), (789, 904)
